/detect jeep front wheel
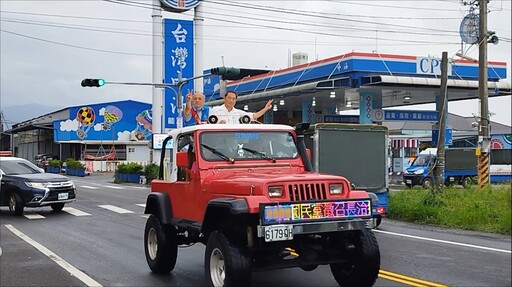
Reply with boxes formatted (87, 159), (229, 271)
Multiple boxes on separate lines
(330, 229), (380, 287)
(144, 214), (178, 274)
(205, 231), (251, 287)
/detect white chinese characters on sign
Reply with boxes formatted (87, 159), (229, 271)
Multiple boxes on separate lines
(171, 24), (189, 70)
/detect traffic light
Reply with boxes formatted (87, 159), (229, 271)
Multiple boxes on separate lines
(81, 78), (106, 87)
(210, 67), (270, 80)
(210, 67), (240, 78)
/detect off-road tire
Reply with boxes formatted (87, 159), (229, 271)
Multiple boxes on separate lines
(330, 228), (380, 287)
(51, 203), (65, 212)
(8, 192), (24, 216)
(144, 214), (178, 274)
(205, 231), (252, 287)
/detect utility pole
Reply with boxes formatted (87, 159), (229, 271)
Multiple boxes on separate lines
(434, 51), (448, 192)
(477, 0), (490, 190)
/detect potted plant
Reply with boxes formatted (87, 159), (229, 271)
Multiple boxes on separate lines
(115, 163), (144, 183)
(47, 159), (62, 173)
(115, 163), (129, 182)
(65, 159), (86, 177)
(143, 163), (159, 184)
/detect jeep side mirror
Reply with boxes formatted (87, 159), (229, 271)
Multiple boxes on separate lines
(176, 151), (189, 168)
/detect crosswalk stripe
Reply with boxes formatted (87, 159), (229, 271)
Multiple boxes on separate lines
(80, 185), (99, 189)
(135, 204), (146, 208)
(63, 207), (91, 216)
(24, 214), (45, 219)
(141, 214), (150, 219)
(104, 185), (123, 189)
(98, 205), (134, 214)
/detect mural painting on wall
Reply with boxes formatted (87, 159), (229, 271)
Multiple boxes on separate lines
(57, 102), (153, 142)
(132, 110), (153, 141)
(76, 107), (95, 139)
(101, 105), (123, 131)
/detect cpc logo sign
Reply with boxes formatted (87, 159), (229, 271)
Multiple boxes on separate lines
(416, 57), (452, 76)
(160, 0), (201, 13)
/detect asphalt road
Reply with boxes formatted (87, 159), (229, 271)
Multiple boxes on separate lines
(1, 172), (510, 287)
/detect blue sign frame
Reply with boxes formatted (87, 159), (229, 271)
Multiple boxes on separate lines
(164, 18), (194, 129)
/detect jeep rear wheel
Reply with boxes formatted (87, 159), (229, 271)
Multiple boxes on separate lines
(8, 192), (24, 216)
(330, 229), (380, 287)
(205, 231), (251, 287)
(144, 214), (178, 274)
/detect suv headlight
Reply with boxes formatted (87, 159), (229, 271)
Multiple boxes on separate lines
(329, 183), (343, 195)
(268, 186), (283, 197)
(25, 182), (49, 189)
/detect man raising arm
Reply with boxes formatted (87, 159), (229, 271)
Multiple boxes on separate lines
(210, 90), (273, 124)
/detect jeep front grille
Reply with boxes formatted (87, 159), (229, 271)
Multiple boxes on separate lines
(287, 183), (327, 201)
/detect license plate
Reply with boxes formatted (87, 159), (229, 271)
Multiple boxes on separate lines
(58, 193), (68, 200)
(405, 180), (412, 184)
(264, 225), (293, 242)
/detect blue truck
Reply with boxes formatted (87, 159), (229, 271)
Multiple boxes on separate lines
(403, 147), (479, 188)
(305, 123), (389, 228)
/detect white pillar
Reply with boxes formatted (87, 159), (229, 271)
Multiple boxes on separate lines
(194, 4), (204, 92)
(152, 0), (164, 134)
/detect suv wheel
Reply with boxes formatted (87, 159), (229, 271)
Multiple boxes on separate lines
(205, 231), (251, 287)
(330, 229), (380, 287)
(51, 203), (65, 212)
(144, 215), (178, 274)
(8, 192), (24, 216)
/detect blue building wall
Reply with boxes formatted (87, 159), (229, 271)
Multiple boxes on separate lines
(54, 100), (152, 142)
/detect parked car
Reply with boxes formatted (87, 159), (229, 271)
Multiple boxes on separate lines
(34, 154), (59, 169)
(0, 157), (76, 215)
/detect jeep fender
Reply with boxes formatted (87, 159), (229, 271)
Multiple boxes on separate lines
(202, 198), (249, 236)
(144, 193), (173, 224)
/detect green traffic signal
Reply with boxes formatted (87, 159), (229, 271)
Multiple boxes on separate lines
(81, 78), (106, 87)
(210, 67), (240, 77)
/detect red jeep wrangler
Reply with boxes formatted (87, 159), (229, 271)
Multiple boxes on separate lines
(144, 123), (380, 287)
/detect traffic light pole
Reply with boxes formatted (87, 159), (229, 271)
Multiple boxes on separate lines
(96, 72), (211, 129)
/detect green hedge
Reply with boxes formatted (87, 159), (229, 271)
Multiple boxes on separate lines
(116, 162), (144, 174)
(48, 159), (62, 167)
(66, 159), (85, 170)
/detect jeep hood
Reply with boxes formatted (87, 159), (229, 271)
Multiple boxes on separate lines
(203, 170), (345, 196)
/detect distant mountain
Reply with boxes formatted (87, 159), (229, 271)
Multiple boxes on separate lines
(1, 103), (62, 128)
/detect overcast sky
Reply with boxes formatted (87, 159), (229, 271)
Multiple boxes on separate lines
(1, 0), (510, 125)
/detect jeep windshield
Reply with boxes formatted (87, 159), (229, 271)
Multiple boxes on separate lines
(199, 131), (298, 162)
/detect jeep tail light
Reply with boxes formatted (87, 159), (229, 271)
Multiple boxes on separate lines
(329, 184), (343, 195)
(268, 186), (283, 197)
(376, 206), (386, 215)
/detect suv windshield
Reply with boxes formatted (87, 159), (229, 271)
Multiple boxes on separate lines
(1, 159), (42, 175)
(199, 131), (298, 161)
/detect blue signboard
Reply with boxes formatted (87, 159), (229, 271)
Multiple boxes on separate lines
(164, 18), (194, 129)
(432, 128), (453, 146)
(373, 109), (439, 122)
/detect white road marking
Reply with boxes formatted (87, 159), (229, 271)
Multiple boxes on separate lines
(24, 214), (45, 219)
(98, 205), (134, 214)
(141, 214), (150, 219)
(80, 185), (99, 189)
(374, 229), (511, 254)
(4, 224), (103, 287)
(104, 185), (123, 189)
(135, 204), (146, 208)
(63, 207), (91, 217)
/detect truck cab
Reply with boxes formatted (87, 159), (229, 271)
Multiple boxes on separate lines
(144, 123), (380, 287)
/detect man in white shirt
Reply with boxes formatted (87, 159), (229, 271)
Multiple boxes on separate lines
(210, 91), (273, 124)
